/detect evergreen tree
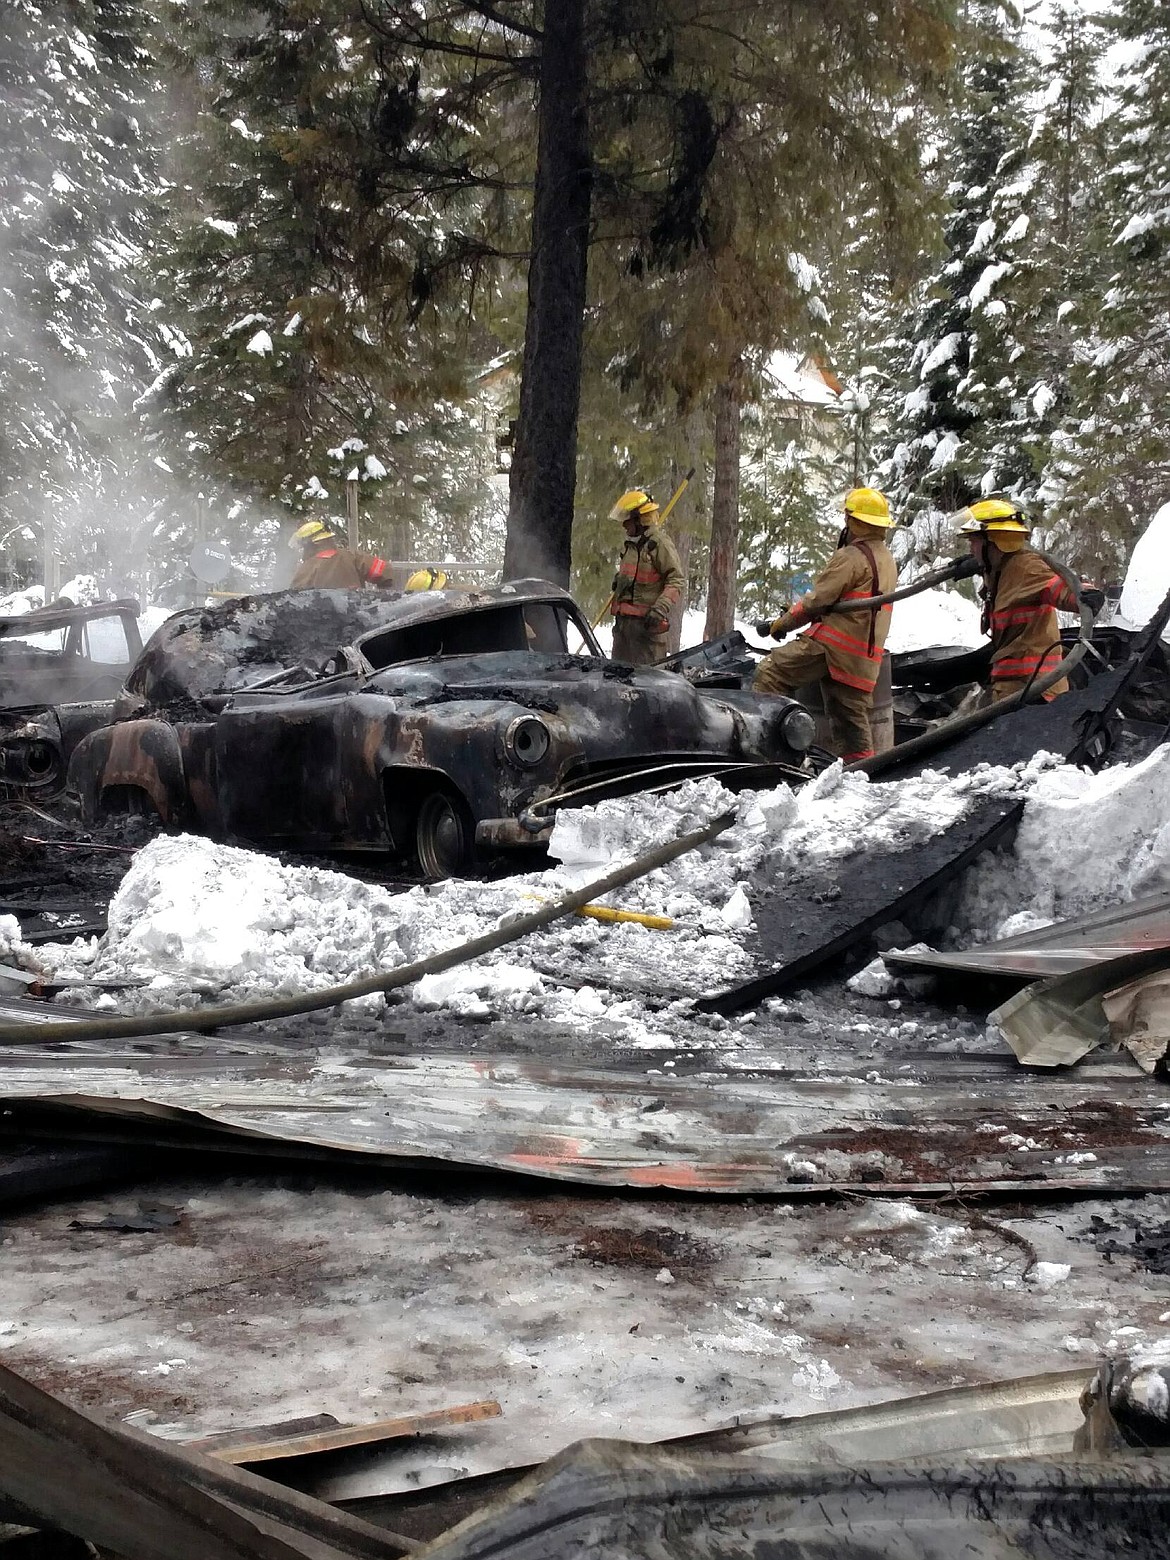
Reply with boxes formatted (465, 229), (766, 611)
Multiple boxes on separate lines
(145, 0), (511, 569)
(1045, 0), (1170, 579)
(1004, 5), (1108, 572)
(0, 0), (168, 585)
(881, 3), (1038, 526)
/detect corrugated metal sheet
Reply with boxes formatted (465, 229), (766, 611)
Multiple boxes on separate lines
(888, 894), (1170, 981)
(2, 1038), (1169, 1194)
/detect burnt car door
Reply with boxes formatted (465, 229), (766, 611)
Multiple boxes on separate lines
(210, 672), (371, 848)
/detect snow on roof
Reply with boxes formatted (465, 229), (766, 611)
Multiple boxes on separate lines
(764, 352), (841, 408)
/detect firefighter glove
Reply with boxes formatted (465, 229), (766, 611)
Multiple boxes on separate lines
(755, 617), (788, 641)
(1080, 585), (1105, 616)
(645, 610), (670, 635)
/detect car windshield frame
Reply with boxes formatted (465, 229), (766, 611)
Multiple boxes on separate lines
(354, 597), (602, 672)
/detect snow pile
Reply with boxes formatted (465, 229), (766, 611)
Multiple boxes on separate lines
(40, 744), (1170, 1026)
(1119, 502), (1170, 634)
(45, 760), (1058, 1030)
(48, 837), (408, 1013)
(57, 573), (99, 606)
(954, 742), (1170, 943)
(0, 915), (45, 995)
(0, 585), (44, 616)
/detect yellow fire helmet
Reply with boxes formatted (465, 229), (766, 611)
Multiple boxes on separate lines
(405, 566), (449, 592)
(954, 497), (1031, 535)
(290, 518), (336, 550)
(842, 487), (894, 527)
(608, 488), (662, 524)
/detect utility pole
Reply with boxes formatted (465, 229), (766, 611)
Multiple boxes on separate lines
(42, 512), (59, 600)
(346, 473), (360, 550)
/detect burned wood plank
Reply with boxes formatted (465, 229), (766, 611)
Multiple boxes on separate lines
(0, 1359), (417, 1560)
(871, 671), (1129, 782)
(192, 1403), (503, 1466)
(698, 795), (1023, 1015)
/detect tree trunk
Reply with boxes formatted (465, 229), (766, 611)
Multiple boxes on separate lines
(704, 370), (741, 640)
(502, 0), (591, 587)
(667, 409), (704, 653)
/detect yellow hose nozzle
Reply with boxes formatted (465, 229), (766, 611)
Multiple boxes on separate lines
(523, 895), (674, 931)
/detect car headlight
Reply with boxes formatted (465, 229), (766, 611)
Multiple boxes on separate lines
(503, 714), (551, 768)
(779, 704), (816, 753)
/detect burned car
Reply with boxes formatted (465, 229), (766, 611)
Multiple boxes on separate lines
(68, 581), (814, 876)
(0, 599), (144, 799)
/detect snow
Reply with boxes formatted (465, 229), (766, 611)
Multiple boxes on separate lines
(955, 743), (1170, 943)
(846, 958), (894, 998)
(245, 330), (274, 356)
(969, 262), (1011, 309)
(883, 587), (982, 654)
(0, 585), (45, 616)
(920, 332), (962, 378)
(763, 352), (839, 408)
(1031, 384), (1056, 420)
(43, 758), (1076, 1033)
(205, 218), (239, 239)
(2, 1177), (1153, 1484)
(1118, 502), (1170, 633)
(927, 431), (961, 471)
(1118, 212), (1159, 245)
(57, 573), (98, 605)
(786, 252), (820, 294)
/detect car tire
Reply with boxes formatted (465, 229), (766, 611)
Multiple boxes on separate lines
(415, 790), (475, 881)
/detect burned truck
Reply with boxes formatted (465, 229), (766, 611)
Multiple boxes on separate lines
(68, 581), (815, 876)
(0, 599), (143, 800)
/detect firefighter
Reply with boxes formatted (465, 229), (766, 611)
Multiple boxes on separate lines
(607, 489), (685, 666)
(289, 520), (393, 589)
(754, 487), (898, 762)
(957, 497), (1081, 702)
(405, 567), (449, 591)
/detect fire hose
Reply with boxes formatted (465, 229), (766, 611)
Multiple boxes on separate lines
(752, 553), (982, 639)
(751, 550), (1096, 776)
(0, 810), (737, 1045)
(853, 549), (1097, 777)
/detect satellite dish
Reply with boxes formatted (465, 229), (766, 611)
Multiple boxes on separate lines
(189, 543), (233, 585)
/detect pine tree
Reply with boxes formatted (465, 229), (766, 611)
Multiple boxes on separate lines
(0, 0), (168, 586)
(881, 3), (1039, 526)
(144, 0), (511, 569)
(1046, 0), (1170, 579)
(1000, 5), (1108, 573)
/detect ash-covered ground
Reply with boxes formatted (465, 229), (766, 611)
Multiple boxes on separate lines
(2, 747), (1170, 1484)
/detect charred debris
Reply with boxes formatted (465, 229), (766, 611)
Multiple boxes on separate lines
(5, 587), (1170, 1557)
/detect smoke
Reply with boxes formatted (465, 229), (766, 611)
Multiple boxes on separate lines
(0, 2), (269, 607)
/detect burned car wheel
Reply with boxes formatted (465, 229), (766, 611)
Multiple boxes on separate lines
(416, 790), (475, 881)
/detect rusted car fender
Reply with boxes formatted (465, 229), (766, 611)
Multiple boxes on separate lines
(68, 719), (193, 827)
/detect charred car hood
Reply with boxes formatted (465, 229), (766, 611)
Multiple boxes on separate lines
(365, 651), (778, 736)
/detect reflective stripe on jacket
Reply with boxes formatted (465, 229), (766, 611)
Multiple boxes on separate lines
(291, 547), (391, 589)
(984, 548), (1076, 691)
(611, 530), (684, 620)
(776, 540), (898, 692)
